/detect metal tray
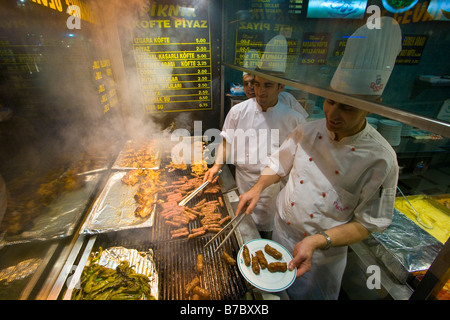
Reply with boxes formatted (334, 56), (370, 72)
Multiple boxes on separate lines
(367, 209), (443, 284)
(1, 173), (103, 246)
(81, 171), (156, 234)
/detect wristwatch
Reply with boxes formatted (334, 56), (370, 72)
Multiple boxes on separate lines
(318, 231), (331, 250)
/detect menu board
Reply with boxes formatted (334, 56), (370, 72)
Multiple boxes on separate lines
(131, 0), (214, 113)
(396, 34), (428, 65)
(299, 32), (331, 65)
(234, 31), (265, 67)
(92, 58), (119, 114)
(234, 27), (298, 67)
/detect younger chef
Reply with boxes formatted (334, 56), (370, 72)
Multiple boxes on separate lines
(242, 72), (309, 119)
(204, 36), (307, 239)
(235, 17), (402, 299)
(204, 73), (307, 239)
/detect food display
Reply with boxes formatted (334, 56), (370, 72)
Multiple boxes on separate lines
(395, 195), (450, 244)
(69, 139), (246, 300)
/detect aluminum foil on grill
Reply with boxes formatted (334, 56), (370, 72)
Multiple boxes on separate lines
(0, 258), (41, 283)
(2, 173), (103, 246)
(97, 246), (159, 300)
(81, 171), (156, 234)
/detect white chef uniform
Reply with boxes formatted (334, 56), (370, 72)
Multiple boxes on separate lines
(278, 92), (309, 119)
(268, 119), (399, 299)
(221, 97), (306, 232)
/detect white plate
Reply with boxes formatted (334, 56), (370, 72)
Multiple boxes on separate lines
(237, 239), (296, 292)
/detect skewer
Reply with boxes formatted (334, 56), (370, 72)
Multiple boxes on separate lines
(204, 213), (247, 252)
(178, 169), (222, 206)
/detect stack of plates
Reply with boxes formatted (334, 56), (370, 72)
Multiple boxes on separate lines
(401, 124), (413, 136)
(378, 119), (403, 146)
(366, 117), (379, 129)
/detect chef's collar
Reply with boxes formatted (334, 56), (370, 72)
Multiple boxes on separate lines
(324, 119), (369, 143)
(256, 99), (280, 113)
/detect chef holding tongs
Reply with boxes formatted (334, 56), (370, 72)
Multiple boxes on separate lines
(235, 17), (402, 299)
(203, 36), (306, 239)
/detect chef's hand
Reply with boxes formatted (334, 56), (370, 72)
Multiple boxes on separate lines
(235, 187), (261, 216)
(203, 164), (222, 184)
(289, 234), (325, 278)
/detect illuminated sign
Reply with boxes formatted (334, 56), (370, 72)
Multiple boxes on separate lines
(132, 0), (213, 113)
(306, 0), (368, 19)
(29, 0), (96, 24)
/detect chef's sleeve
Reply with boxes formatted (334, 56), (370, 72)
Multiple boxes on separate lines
(220, 106), (240, 143)
(352, 162), (399, 233)
(267, 127), (301, 178)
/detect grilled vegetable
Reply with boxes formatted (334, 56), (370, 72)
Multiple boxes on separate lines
(71, 251), (155, 300)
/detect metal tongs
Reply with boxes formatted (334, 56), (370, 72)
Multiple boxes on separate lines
(178, 169), (222, 206)
(204, 213), (247, 252)
(397, 186), (433, 230)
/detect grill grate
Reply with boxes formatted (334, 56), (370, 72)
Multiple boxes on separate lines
(92, 162), (248, 300)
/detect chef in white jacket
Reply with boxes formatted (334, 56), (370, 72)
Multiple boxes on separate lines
(236, 17), (402, 299)
(205, 74), (307, 238)
(243, 72), (309, 120)
(204, 36), (307, 238)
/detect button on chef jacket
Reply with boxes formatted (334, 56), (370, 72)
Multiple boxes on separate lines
(221, 97), (306, 232)
(268, 118), (399, 299)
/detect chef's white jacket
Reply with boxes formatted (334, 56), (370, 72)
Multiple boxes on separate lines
(278, 92), (309, 119)
(221, 97), (306, 231)
(268, 118), (399, 299)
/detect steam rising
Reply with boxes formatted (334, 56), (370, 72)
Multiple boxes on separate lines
(0, 0), (207, 180)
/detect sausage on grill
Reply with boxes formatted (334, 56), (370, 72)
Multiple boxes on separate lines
(222, 251), (236, 266)
(185, 277), (200, 295)
(196, 254), (204, 273)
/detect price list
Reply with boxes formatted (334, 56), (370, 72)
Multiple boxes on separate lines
(299, 32), (330, 65)
(92, 58), (118, 114)
(396, 34), (428, 65)
(234, 32), (265, 67)
(132, 1), (212, 113)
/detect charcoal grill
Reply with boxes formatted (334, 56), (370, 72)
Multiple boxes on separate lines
(63, 158), (249, 300)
